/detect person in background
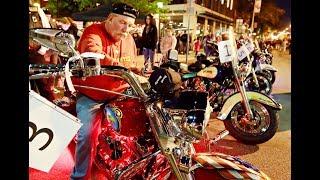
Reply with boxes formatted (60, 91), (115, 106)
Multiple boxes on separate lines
(193, 36), (201, 56)
(141, 14), (158, 70)
(132, 32), (142, 55)
(29, 3), (63, 102)
(179, 31), (188, 54)
(160, 28), (177, 62)
(29, 40), (61, 102)
(282, 38), (288, 53)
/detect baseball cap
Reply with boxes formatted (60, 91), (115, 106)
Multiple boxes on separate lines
(112, 3), (139, 19)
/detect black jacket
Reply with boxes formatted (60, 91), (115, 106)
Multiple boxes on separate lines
(141, 24), (158, 50)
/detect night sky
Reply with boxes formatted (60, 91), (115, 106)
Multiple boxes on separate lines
(276, 0), (291, 25)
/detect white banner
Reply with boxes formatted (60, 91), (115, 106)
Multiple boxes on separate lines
(29, 90), (82, 172)
(245, 41), (255, 53)
(254, 0), (262, 13)
(237, 45), (250, 61)
(218, 40), (235, 63)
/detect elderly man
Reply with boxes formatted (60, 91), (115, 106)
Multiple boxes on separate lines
(71, 3), (139, 179)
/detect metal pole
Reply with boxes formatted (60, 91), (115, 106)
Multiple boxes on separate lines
(158, 14), (161, 64)
(251, 12), (255, 32)
(186, 0), (192, 64)
(250, 0), (256, 32)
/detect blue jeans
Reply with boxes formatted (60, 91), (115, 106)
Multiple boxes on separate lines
(70, 95), (102, 180)
(143, 48), (155, 66)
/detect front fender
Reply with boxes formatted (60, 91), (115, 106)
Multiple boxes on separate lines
(192, 153), (270, 180)
(217, 91), (282, 120)
(259, 64), (277, 72)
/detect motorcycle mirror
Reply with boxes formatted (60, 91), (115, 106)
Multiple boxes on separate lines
(29, 28), (76, 56)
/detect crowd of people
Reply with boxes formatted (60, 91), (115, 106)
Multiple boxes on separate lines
(261, 38), (291, 54)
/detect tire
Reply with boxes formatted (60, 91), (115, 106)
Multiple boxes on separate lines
(257, 70), (276, 84)
(244, 75), (272, 95)
(223, 101), (279, 144)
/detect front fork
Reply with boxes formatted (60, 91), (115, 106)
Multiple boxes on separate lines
(233, 67), (254, 119)
(251, 67), (260, 87)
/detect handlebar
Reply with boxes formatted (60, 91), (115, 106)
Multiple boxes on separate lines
(100, 65), (129, 72)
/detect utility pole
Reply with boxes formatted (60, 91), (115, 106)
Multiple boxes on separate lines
(251, 11), (255, 32)
(186, 0), (193, 64)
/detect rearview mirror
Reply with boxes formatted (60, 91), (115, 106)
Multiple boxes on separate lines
(29, 28), (76, 56)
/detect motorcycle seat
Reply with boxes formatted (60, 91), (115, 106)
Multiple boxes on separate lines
(181, 72), (197, 80)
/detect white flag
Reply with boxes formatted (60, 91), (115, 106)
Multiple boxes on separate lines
(29, 90), (82, 172)
(254, 0), (262, 13)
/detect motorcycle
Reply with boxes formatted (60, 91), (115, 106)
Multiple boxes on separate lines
(251, 50), (277, 85)
(236, 39), (273, 95)
(160, 39), (281, 144)
(240, 55), (273, 95)
(29, 28), (271, 179)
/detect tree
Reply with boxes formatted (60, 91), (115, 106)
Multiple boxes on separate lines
(236, 0), (285, 33)
(47, 0), (171, 18)
(255, 2), (285, 30)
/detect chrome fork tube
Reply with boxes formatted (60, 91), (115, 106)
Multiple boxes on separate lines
(251, 67), (260, 87)
(232, 62), (253, 118)
(145, 102), (185, 180)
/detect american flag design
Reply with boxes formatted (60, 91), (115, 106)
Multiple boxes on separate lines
(193, 152), (270, 180)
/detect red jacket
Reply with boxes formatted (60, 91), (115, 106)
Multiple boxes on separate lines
(73, 23), (137, 101)
(78, 23), (137, 68)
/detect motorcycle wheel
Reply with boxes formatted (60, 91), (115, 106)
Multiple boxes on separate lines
(257, 70), (276, 84)
(244, 75), (272, 95)
(224, 101), (279, 144)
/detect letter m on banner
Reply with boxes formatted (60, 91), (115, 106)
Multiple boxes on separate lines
(254, 0), (262, 13)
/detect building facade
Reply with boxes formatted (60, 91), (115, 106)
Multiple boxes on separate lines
(163, 0), (238, 38)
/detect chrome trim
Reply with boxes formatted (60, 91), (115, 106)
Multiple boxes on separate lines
(73, 85), (140, 99)
(99, 69), (149, 101)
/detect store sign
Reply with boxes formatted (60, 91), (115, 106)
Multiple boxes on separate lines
(29, 90), (82, 172)
(218, 40), (235, 63)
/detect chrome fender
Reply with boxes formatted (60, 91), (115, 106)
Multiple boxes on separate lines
(259, 63), (277, 72)
(217, 91), (282, 120)
(192, 152), (270, 180)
